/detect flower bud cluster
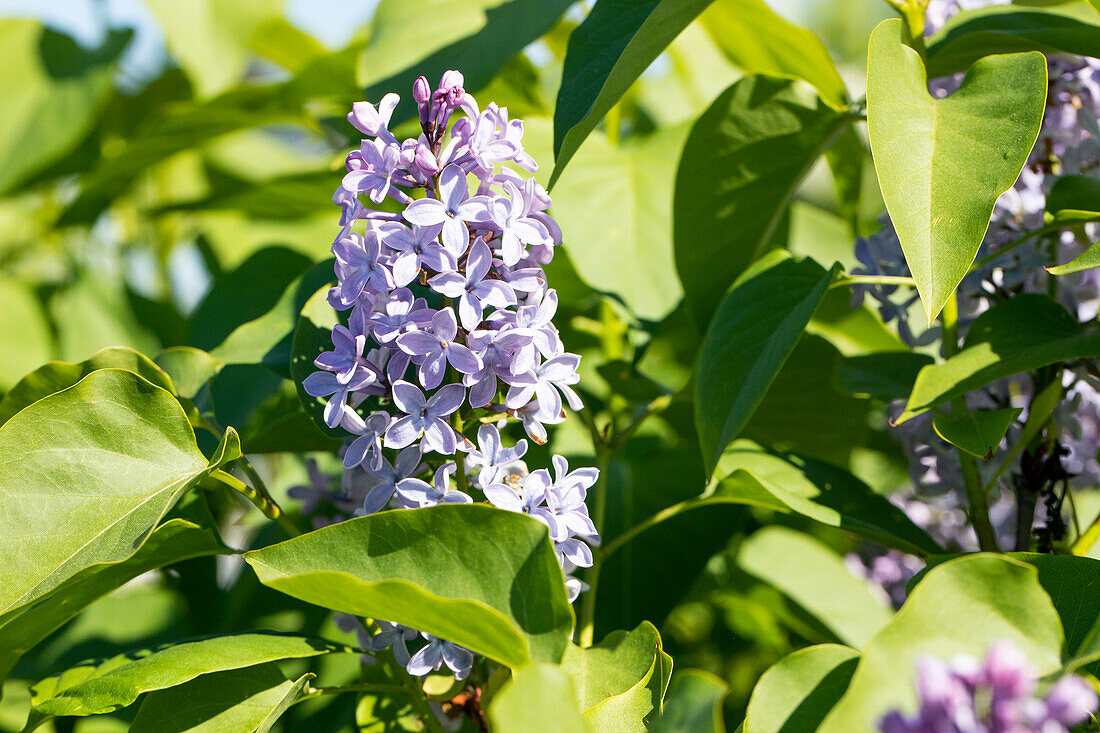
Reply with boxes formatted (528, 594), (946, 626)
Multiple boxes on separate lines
(295, 71), (600, 681)
(880, 640), (1098, 733)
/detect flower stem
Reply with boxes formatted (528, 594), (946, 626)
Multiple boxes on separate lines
(1073, 513), (1100, 556)
(300, 682), (407, 701)
(941, 296), (1000, 552)
(211, 463), (300, 538)
(830, 274), (917, 290)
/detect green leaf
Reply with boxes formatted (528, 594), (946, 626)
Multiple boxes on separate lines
(1046, 174), (1100, 220)
(155, 347), (224, 400)
(834, 352), (935, 401)
(674, 76), (849, 324)
(562, 622), (671, 731)
(549, 0), (715, 188)
(866, 18), (1046, 322)
(911, 552), (1100, 669)
(0, 369), (238, 617)
(926, 6), (1100, 77)
(145, 0), (281, 98)
(649, 670), (728, 733)
(190, 247), (313, 352)
(897, 294), (1100, 422)
(211, 259), (334, 375)
(700, 0), (847, 108)
(244, 504), (574, 668)
(488, 663), (590, 733)
(712, 444), (943, 556)
(744, 644), (859, 733)
(130, 664), (313, 733)
(30, 633), (342, 718)
(695, 254), (836, 474)
(818, 555), (1064, 733)
(0, 346), (173, 427)
(358, 0), (572, 122)
(0, 508), (229, 681)
(48, 273), (159, 363)
(737, 527), (893, 649)
(0, 22), (124, 195)
(545, 124), (689, 321)
(1048, 241), (1100, 275)
(0, 277), (52, 392)
(932, 407), (1022, 459)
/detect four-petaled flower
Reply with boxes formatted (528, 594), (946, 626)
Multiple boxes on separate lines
(403, 164), (491, 255)
(385, 381), (465, 454)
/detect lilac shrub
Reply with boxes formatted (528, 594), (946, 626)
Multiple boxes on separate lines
(296, 70), (599, 679)
(880, 640), (1098, 733)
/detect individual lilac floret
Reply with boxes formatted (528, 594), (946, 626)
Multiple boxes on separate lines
(396, 463), (472, 508)
(396, 309), (482, 389)
(343, 411), (391, 471)
(302, 362), (382, 429)
(405, 634), (474, 680)
(483, 468), (561, 536)
(429, 237), (517, 331)
(879, 640), (1098, 733)
(365, 619), (418, 666)
(384, 381), (466, 454)
(357, 446), (423, 515)
(403, 164), (490, 254)
(466, 424), (527, 488)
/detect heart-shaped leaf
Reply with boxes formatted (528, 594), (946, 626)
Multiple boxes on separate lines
(932, 407), (1022, 459)
(244, 504), (573, 668)
(0, 369), (239, 618)
(488, 663), (590, 733)
(649, 670), (728, 733)
(866, 18), (1046, 322)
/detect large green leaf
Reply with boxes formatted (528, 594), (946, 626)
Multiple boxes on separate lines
(129, 664), (313, 733)
(695, 254), (836, 473)
(896, 294), (1100, 422)
(818, 555), (1064, 733)
(0, 502), (228, 681)
(0, 369), (238, 617)
(546, 124), (688, 321)
(926, 6), (1100, 77)
(29, 633), (342, 719)
(0, 346), (173, 426)
(700, 0), (846, 108)
(488, 663), (590, 733)
(649, 670), (728, 733)
(737, 527), (893, 649)
(562, 622), (671, 731)
(0, 22), (124, 195)
(712, 444), (942, 556)
(674, 76), (849, 324)
(833, 352), (934, 401)
(866, 18), (1046, 322)
(744, 644), (859, 733)
(0, 278), (51, 392)
(146, 0), (280, 98)
(549, 0), (715, 187)
(358, 0), (572, 122)
(244, 504), (574, 668)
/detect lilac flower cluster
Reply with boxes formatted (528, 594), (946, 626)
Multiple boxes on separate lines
(880, 641), (1098, 733)
(294, 71), (600, 681)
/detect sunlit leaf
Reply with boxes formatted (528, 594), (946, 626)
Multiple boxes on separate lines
(744, 644), (859, 733)
(932, 407), (1022, 459)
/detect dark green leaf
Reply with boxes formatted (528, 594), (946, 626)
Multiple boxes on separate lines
(867, 18), (1046, 322)
(130, 664), (313, 733)
(695, 254), (836, 474)
(674, 76), (849, 324)
(744, 644), (859, 733)
(358, 0), (573, 124)
(834, 352), (935, 401)
(932, 407), (1022, 459)
(244, 504), (574, 668)
(30, 633), (342, 718)
(737, 527), (892, 648)
(700, 0), (847, 108)
(0, 346), (173, 426)
(549, 0), (715, 187)
(897, 294), (1100, 422)
(818, 555), (1064, 732)
(927, 6), (1100, 77)
(0, 369), (238, 617)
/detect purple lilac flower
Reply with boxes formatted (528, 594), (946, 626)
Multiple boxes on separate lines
(297, 70), (603, 681)
(879, 640), (1098, 732)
